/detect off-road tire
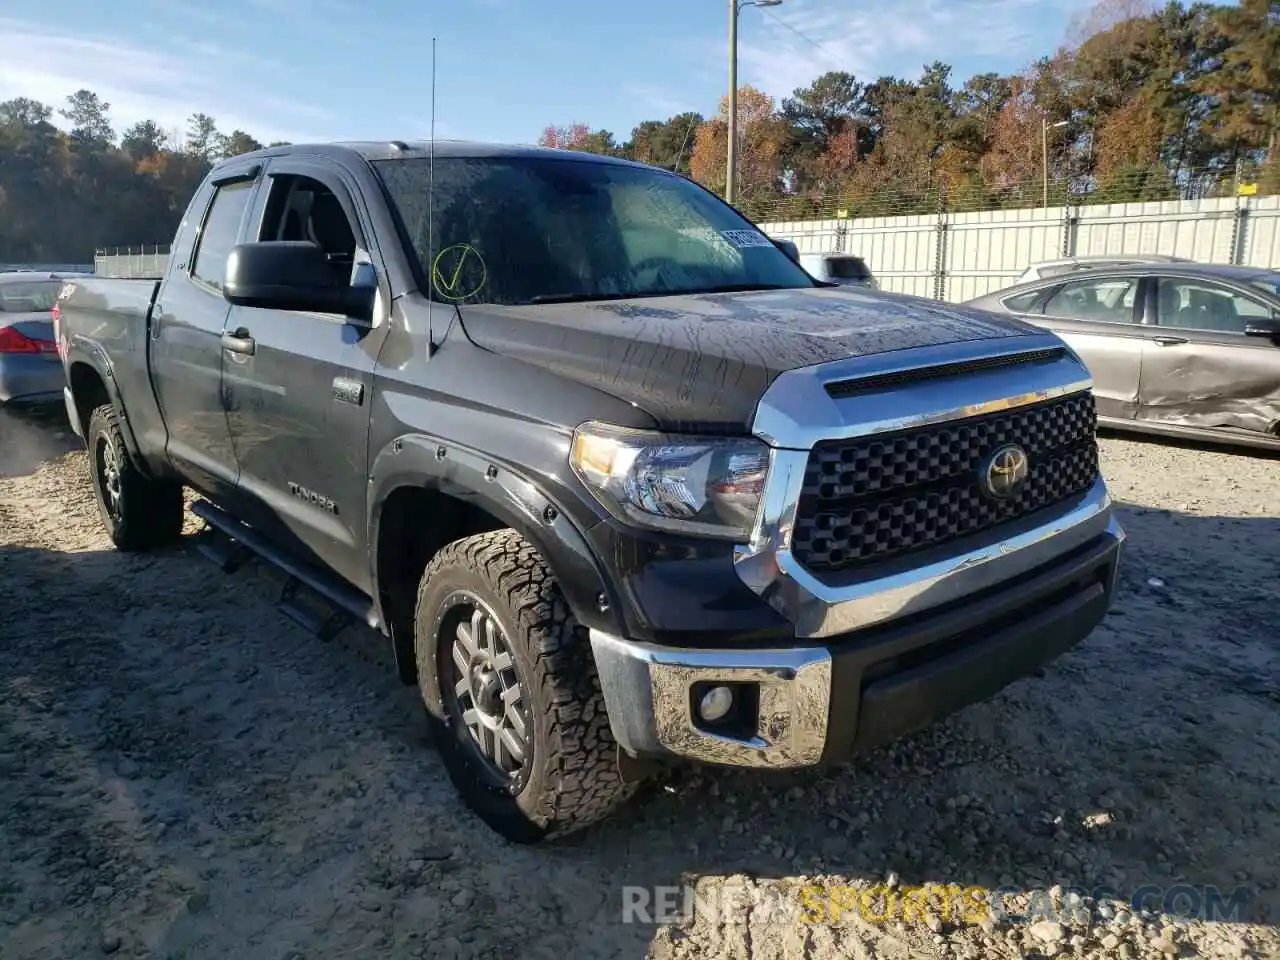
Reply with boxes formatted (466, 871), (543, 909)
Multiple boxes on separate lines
(414, 528), (636, 843)
(86, 403), (184, 552)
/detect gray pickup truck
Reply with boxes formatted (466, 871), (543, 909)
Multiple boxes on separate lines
(55, 141), (1125, 843)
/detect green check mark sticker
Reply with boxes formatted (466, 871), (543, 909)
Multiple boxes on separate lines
(431, 243), (487, 301)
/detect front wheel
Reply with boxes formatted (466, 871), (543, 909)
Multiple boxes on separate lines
(86, 404), (184, 552)
(414, 529), (635, 842)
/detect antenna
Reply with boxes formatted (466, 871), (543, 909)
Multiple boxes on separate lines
(428, 35), (437, 305)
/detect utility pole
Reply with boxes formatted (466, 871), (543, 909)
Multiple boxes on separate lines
(725, 0), (781, 207)
(727, 0), (738, 206)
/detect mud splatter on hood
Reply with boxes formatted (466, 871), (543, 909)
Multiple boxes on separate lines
(455, 286), (1036, 432)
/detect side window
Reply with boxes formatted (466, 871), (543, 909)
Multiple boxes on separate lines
(1156, 279), (1270, 334)
(1000, 289), (1044, 313)
(191, 181), (254, 290)
(1042, 277), (1138, 324)
(257, 174), (358, 286)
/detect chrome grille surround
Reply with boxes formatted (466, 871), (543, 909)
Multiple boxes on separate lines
(733, 333), (1119, 640)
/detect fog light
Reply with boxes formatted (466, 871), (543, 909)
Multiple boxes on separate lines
(698, 685), (735, 723)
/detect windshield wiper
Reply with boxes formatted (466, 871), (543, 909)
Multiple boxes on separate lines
(528, 283), (792, 305)
(527, 292), (634, 304)
(686, 283), (791, 294)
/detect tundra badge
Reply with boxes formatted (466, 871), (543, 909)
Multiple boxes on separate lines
(288, 482), (338, 514)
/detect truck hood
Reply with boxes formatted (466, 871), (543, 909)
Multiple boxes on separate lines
(455, 286), (1034, 433)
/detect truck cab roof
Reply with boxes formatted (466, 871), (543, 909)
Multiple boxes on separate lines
(216, 139), (653, 170)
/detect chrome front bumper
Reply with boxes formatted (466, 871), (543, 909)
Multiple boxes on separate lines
(592, 505), (1124, 768)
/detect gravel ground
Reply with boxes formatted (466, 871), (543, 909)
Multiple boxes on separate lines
(1, 405), (1278, 960)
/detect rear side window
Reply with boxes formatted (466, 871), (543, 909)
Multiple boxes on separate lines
(1042, 277), (1138, 323)
(0, 280), (61, 312)
(191, 181), (254, 290)
(825, 256), (870, 280)
(1000, 289), (1043, 313)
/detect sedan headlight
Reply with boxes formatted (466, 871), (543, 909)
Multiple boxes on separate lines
(569, 421), (770, 539)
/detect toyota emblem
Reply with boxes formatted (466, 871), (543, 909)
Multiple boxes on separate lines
(980, 444), (1030, 500)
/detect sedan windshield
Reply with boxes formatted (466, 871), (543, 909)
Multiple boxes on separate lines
(373, 155), (816, 305)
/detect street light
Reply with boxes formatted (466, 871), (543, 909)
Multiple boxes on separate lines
(727, 0), (783, 206)
(1042, 118), (1069, 209)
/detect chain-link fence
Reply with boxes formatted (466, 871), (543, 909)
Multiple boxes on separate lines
(760, 191), (1280, 303)
(1, 263), (94, 274)
(94, 245), (171, 279)
(741, 161), (1280, 226)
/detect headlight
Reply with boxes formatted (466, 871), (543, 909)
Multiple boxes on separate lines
(569, 421), (770, 539)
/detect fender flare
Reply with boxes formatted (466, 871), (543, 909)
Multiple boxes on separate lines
(64, 340), (145, 466)
(367, 433), (625, 707)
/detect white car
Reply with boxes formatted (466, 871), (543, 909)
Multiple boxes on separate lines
(798, 252), (879, 289)
(1013, 255), (1192, 286)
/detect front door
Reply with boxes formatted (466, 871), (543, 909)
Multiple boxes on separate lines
(1032, 274), (1145, 420)
(221, 159), (387, 592)
(1138, 276), (1280, 436)
(151, 165), (261, 504)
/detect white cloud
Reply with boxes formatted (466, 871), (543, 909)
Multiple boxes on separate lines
(730, 0), (1087, 103)
(0, 17), (332, 144)
(626, 85), (698, 121)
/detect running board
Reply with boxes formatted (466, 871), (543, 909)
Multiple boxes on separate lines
(190, 499), (382, 640)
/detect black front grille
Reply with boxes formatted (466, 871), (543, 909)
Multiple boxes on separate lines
(792, 392), (1098, 573)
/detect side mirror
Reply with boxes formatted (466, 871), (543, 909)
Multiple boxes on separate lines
(774, 238), (801, 264)
(223, 242), (372, 320)
(1243, 318), (1280, 339)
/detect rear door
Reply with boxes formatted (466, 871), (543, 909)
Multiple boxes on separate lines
(1011, 274), (1145, 420)
(221, 157), (388, 592)
(1137, 276), (1280, 436)
(150, 162), (262, 504)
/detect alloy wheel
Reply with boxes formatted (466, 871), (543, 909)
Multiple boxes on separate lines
(97, 435), (122, 521)
(440, 594), (532, 791)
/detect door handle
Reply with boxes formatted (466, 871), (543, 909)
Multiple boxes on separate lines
(1151, 335), (1187, 346)
(221, 328), (255, 356)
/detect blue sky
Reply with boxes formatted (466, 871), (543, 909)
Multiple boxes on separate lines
(1, 0), (1096, 147)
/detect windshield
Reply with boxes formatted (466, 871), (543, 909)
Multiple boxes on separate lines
(0, 279), (60, 313)
(1249, 273), (1280, 300)
(373, 156), (815, 305)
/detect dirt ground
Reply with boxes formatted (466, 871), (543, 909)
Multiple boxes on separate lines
(1, 404), (1278, 960)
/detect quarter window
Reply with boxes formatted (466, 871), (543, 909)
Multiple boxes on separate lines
(1000, 289), (1043, 313)
(1042, 277), (1138, 324)
(1156, 279), (1270, 334)
(191, 180), (254, 290)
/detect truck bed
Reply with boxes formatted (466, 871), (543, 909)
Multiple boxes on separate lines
(56, 276), (165, 456)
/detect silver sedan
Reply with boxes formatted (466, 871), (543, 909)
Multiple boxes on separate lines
(0, 273), (70, 406)
(967, 263), (1280, 450)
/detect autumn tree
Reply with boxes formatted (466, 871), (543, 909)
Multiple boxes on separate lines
(689, 86), (788, 208)
(538, 123), (590, 150)
(984, 77), (1045, 193)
